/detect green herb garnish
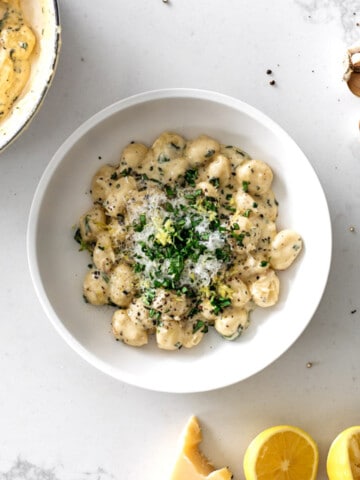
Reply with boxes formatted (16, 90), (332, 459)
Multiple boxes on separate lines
(209, 177), (220, 188)
(242, 181), (250, 192)
(133, 214), (147, 232)
(210, 296), (231, 315)
(74, 228), (94, 253)
(158, 153), (170, 163)
(231, 231), (245, 246)
(193, 320), (208, 334)
(120, 168), (132, 177)
(184, 169), (198, 187)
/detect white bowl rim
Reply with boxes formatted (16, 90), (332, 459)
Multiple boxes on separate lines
(27, 88), (333, 392)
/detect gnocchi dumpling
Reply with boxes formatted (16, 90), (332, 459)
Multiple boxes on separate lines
(79, 205), (106, 242)
(249, 270), (280, 307)
(196, 181), (219, 198)
(152, 290), (188, 321)
(151, 132), (186, 162)
(112, 309), (148, 347)
(220, 144), (250, 168)
(214, 308), (249, 340)
(181, 318), (206, 348)
(227, 276), (251, 308)
(270, 229), (303, 270)
(156, 319), (185, 350)
(185, 135), (220, 166)
(91, 165), (116, 204)
(205, 154), (231, 186)
(93, 233), (116, 273)
(83, 269), (109, 305)
(102, 176), (137, 217)
(108, 263), (136, 307)
(127, 298), (156, 333)
(118, 143), (148, 169)
(236, 159), (273, 195)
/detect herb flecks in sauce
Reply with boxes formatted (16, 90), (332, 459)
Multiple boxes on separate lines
(0, 0), (36, 122)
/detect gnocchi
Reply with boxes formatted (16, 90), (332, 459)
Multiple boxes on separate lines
(75, 132), (303, 350)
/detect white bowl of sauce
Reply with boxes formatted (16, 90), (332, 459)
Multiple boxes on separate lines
(0, 0), (60, 152)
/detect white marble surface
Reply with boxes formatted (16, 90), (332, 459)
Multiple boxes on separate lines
(1, 0), (360, 478)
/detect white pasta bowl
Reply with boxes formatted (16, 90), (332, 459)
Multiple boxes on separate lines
(27, 89), (332, 393)
(0, 0), (61, 152)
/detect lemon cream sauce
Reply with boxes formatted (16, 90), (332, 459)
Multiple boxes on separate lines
(0, 0), (36, 121)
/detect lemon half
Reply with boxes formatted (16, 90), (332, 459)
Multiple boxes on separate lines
(327, 426), (360, 480)
(243, 425), (319, 480)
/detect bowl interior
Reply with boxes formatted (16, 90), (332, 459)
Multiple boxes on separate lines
(0, 0), (60, 152)
(28, 90), (332, 393)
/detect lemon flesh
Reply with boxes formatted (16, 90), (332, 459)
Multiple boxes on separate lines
(243, 425), (319, 480)
(327, 426), (360, 480)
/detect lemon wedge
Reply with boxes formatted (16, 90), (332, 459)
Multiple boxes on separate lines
(170, 416), (233, 480)
(243, 425), (319, 480)
(327, 426), (360, 480)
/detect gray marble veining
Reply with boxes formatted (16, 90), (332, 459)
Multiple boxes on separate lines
(295, 0), (360, 42)
(0, 460), (114, 480)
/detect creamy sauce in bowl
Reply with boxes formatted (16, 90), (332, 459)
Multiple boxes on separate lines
(0, 0), (36, 121)
(0, 0), (60, 152)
